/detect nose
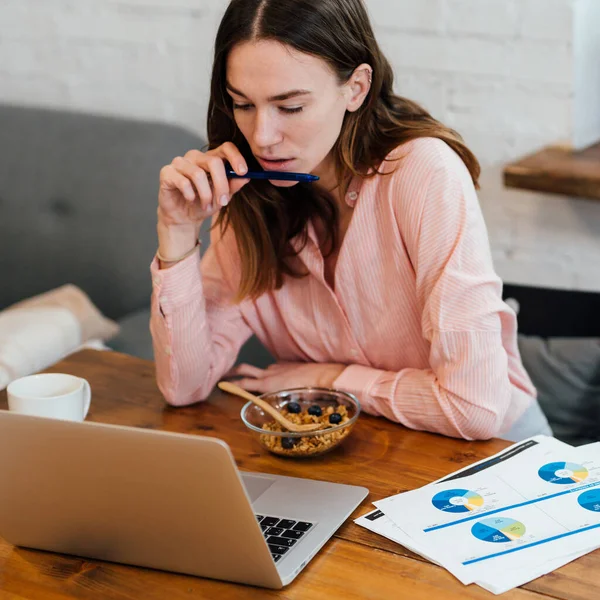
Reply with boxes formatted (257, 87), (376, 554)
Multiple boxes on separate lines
(251, 108), (283, 149)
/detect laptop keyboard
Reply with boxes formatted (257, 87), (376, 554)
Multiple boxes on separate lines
(255, 514), (314, 563)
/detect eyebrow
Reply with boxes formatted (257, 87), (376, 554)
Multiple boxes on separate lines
(226, 83), (312, 102)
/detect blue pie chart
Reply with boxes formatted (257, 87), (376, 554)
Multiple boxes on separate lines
(578, 489), (600, 512)
(431, 489), (484, 513)
(472, 517), (526, 543)
(538, 462), (588, 484)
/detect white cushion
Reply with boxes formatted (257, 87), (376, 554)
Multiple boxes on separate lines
(0, 285), (119, 390)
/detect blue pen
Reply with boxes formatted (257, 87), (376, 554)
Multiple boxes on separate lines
(226, 167), (319, 183)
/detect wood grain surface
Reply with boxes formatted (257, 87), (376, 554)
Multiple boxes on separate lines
(0, 350), (598, 599)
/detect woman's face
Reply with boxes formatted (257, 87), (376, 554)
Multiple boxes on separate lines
(226, 40), (365, 189)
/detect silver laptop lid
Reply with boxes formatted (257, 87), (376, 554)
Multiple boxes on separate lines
(0, 411), (282, 588)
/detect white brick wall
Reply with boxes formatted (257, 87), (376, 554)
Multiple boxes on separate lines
(574, 0), (600, 149)
(0, 0), (224, 128)
(1, 0), (600, 292)
(446, 0), (519, 37)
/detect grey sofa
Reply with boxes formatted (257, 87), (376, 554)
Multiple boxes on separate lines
(0, 103), (273, 367)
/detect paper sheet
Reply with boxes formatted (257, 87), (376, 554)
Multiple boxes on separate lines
(355, 435), (600, 594)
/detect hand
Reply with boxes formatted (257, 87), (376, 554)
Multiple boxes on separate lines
(157, 142), (250, 229)
(225, 362), (347, 395)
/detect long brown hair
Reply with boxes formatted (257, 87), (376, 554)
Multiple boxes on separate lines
(208, 0), (480, 302)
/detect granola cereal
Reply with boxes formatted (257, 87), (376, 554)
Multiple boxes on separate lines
(259, 403), (353, 457)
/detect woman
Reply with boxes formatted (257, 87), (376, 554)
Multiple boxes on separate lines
(150, 0), (551, 441)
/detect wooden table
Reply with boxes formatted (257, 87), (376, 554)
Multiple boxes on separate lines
(503, 141), (600, 200)
(0, 350), (598, 599)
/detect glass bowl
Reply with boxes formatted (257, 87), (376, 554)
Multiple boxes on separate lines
(240, 387), (360, 458)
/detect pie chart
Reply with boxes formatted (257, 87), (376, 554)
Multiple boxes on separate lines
(577, 489), (600, 512)
(538, 462), (588, 484)
(472, 517), (526, 543)
(431, 489), (485, 513)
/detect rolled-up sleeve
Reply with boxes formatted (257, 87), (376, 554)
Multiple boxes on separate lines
(150, 231), (253, 406)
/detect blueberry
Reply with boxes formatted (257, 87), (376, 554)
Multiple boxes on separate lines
(286, 401), (301, 414)
(307, 405), (322, 417)
(329, 413), (342, 425)
(281, 437), (297, 449)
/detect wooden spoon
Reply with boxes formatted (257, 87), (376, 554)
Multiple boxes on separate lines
(217, 381), (323, 433)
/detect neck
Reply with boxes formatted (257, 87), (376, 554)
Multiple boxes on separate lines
(313, 157), (350, 213)
(310, 160), (355, 256)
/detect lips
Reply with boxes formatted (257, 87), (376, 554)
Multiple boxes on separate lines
(257, 157), (296, 171)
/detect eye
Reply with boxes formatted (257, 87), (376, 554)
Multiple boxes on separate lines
(232, 104), (303, 114)
(280, 106), (303, 114)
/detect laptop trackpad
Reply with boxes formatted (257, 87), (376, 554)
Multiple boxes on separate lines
(241, 473), (276, 504)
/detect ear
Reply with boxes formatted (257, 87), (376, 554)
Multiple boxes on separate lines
(344, 63), (373, 113)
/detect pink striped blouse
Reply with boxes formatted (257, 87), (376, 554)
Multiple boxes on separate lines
(150, 137), (536, 440)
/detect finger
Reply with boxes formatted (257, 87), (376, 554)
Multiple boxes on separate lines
(171, 157), (213, 210)
(204, 155), (230, 208)
(184, 149), (230, 207)
(190, 169), (213, 211)
(160, 164), (195, 202)
(263, 362), (295, 375)
(210, 143), (251, 201)
(213, 141), (248, 177)
(192, 200), (220, 221)
(183, 149), (206, 163)
(188, 146), (250, 202)
(235, 378), (267, 394)
(227, 363), (266, 379)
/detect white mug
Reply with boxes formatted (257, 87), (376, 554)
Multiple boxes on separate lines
(7, 373), (91, 422)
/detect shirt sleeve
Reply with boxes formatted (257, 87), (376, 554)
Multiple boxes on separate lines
(149, 229), (253, 406)
(333, 143), (531, 440)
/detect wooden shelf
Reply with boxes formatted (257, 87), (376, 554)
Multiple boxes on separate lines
(503, 141), (600, 200)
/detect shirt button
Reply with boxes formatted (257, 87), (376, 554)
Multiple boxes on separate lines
(165, 346), (172, 356)
(348, 191), (358, 201)
(159, 295), (168, 304)
(153, 277), (161, 285)
(350, 349), (359, 359)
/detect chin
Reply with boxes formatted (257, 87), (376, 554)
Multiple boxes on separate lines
(269, 180), (300, 188)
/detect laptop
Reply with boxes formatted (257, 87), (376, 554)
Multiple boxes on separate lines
(0, 411), (368, 588)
